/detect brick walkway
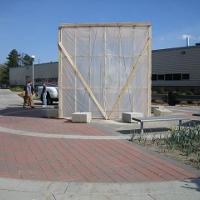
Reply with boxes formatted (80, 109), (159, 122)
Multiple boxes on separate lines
(0, 116), (107, 136)
(0, 132), (196, 182)
(0, 105), (198, 183)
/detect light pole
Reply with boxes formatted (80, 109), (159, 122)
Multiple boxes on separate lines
(31, 55), (35, 88)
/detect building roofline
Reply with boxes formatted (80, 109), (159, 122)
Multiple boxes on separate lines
(153, 45), (200, 53)
(34, 61), (58, 66)
(10, 62), (58, 69)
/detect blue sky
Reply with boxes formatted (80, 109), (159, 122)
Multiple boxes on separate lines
(0, 0), (200, 64)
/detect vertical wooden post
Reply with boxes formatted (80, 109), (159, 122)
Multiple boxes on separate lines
(147, 27), (152, 116)
(118, 27), (122, 117)
(103, 27), (107, 115)
(89, 29), (92, 112)
(131, 28), (135, 112)
(58, 28), (63, 118)
(74, 30), (77, 112)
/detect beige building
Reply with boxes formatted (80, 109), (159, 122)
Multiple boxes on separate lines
(9, 62), (58, 86)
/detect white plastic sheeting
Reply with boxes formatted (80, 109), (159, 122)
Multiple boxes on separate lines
(58, 23), (151, 119)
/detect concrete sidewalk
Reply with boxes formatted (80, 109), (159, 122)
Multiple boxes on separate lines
(0, 177), (199, 200)
(0, 89), (23, 109)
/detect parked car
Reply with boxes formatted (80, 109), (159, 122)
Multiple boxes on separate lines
(36, 85), (58, 105)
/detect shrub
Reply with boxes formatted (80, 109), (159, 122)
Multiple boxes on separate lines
(166, 125), (200, 157)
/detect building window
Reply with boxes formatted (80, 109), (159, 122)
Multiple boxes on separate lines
(182, 73), (190, 80)
(152, 73), (190, 81)
(181, 51), (186, 55)
(173, 73), (181, 80)
(152, 74), (157, 81)
(157, 74), (165, 80)
(165, 74), (173, 80)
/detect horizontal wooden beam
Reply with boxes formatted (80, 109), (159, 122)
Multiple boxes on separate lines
(59, 22), (151, 29)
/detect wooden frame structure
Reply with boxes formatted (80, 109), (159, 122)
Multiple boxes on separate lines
(58, 23), (152, 119)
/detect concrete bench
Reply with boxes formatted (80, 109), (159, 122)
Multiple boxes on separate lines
(132, 115), (189, 134)
(122, 112), (143, 123)
(72, 112), (91, 123)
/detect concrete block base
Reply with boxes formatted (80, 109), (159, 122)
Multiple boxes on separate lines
(44, 108), (58, 118)
(72, 112), (92, 123)
(153, 106), (172, 116)
(122, 112), (143, 123)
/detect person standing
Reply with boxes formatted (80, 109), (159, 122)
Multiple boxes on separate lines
(30, 80), (35, 108)
(41, 81), (47, 107)
(24, 80), (35, 108)
(23, 82), (28, 108)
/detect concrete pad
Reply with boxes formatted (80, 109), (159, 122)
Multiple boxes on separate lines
(47, 182), (69, 194)
(0, 190), (44, 200)
(0, 177), (199, 200)
(150, 193), (200, 200)
(0, 178), (20, 191)
(56, 179), (200, 200)
(55, 193), (152, 200)
(122, 112), (143, 123)
(153, 106), (172, 116)
(72, 112), (91, 123)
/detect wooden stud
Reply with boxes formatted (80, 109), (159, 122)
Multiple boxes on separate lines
(74, 30), (77, 112)
(147, 27), (152, 116)
(58, 28), (63, 118)
(103, 27), (107, 113)
(89, 29), (92, 112)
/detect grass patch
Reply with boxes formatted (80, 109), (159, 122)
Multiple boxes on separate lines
(10, 85), (24, 92)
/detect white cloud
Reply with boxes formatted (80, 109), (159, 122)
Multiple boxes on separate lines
(181, 34), (191, 40)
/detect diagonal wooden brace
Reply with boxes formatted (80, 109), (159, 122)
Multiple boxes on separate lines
(108, 37), (150, 119)
(58, 42), (108, 119)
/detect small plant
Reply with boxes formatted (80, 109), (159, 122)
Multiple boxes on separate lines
(134, 124), (200, 169)
(164, 125), (200, 168)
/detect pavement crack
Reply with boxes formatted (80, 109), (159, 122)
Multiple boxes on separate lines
(47, 182), (53, 190)
(147, 193), (157, 200)
(64, 183), (70, 193)
(51, 192), (57, 200)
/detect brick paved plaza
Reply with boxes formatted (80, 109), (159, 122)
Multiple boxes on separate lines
(0, 114), (197, 183)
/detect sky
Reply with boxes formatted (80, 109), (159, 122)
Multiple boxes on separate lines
(0, 0), (200, 64)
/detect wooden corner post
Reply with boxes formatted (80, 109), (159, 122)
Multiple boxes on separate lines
(58, 28), (63, 118)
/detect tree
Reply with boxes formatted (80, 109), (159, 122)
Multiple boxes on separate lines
(0, 64), (9, 84)
(3, 49), (34, 85)
(6, 49), (20, 68)
(22, 54), (33, 66)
